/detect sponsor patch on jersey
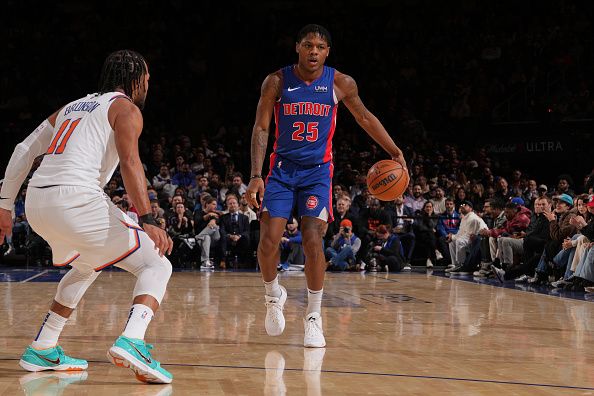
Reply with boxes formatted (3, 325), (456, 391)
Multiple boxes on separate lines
(306, 196), (319, 210)
(314, 85), (328, 92)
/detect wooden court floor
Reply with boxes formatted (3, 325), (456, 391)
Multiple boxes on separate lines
(1, 270), (594, 395)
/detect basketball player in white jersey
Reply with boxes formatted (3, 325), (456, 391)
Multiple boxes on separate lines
(0, 50), (174, 384)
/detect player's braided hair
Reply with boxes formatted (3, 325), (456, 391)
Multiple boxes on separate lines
(98, 50), (147, 98)
(297, 24), (332, 47)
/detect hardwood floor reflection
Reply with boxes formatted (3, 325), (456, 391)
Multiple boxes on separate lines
(1, 270), (593, 395)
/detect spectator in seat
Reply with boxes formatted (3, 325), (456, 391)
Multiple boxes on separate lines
(491, 196), (559, 282)
(325, 219), (361, 271)
(437, 198), (461, 264)
(219, 194), (250, 269)
(453, 187), (467, 209)
(150, 199), (165, 222)
(358, 198), (392, 263)
(114, 198), (139, 224)
(194, 196), (222, 269)
(488, 201), (532, 261)
(413, 201), (439, 267)
(387, 196), (416, 265)
(351, 185), (371, 217)
(523, 179), (539, 208)
(172, 162), (196, 190)
(279, 217), (304, 271)
(530, 193), (578, 283)
(168, 194), (192, 220)
(152, 164), (177, 199)
(446, 200), (488, 272)
(238, 192), (257, 223)
(222, 173), (248, 201)
(494, 177), (513, 202)
(146, 149), (164, 179)
(325, 196), (356, 246)
(188, 175), (209, 202)
(168, 202), (194, 236)
(430, 187), (446, 215)
(555, 174), (575, 197)
(404, 184), (426, 214)
(480, 200), (530, 264)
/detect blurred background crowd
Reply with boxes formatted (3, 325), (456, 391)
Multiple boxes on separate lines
(1, 1), (593, 287)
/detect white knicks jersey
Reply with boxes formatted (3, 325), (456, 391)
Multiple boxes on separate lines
(29, 92), (132, 192)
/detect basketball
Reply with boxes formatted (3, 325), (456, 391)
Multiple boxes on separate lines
(366, 160), (409, 201)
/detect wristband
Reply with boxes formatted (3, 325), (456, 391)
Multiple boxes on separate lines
(140, 213), (158, 227)
(250, 175), (262, 180)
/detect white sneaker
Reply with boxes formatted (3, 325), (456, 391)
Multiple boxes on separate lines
(4, 245), (14, 256)
(435, 250), (443, 260)
(359, 261), (367, 271)
(402, 265), (412, 271)
(550, 278), (568, 288)
(514, 274), (530, 283)
(303, 312), (326, 348)
(426, 258), (433, 268)
(445, 264), (457, 273)
(265, 286), (287, 336)
(491, 265), (505, 283)
(200, 260), (214, 269)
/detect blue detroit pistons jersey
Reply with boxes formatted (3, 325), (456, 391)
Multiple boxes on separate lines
(273, 65), (338, 166)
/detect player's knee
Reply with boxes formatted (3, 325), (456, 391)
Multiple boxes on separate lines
(258, 236), (279, 254)
(55, 267), (100, 309)
(151, 255), (173, 282)
(133, 256), (172, 304)
(302, 232), (323, 250)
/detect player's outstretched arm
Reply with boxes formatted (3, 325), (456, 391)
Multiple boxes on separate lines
(246, 72), (282, 209)
(110, 99), (172, 256)
(0, 111), (59, 243)
(336, 72), (407, 170)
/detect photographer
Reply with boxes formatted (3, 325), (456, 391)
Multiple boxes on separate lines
(325, 219), (361, 271)
(365, 225), (405, 272)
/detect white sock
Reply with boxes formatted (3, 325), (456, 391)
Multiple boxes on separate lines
(31, 311), (68, 349)
(307, 288), (323, 315)
(264, 276), (282, 298)
(122, 304), (154, 340)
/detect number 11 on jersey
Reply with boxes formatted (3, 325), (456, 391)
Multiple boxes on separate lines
(46, 118), (82, 155)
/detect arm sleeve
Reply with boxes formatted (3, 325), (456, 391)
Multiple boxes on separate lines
(0, 120), (54, 211)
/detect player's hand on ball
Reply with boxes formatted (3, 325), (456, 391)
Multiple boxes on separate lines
(391, 150), (407, 171)
(246, 177), (264, 209)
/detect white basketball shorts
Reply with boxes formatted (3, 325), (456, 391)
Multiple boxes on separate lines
(25, 185), (149, 272)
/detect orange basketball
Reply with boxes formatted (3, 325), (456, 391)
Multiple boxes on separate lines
(366, 160), (409, 201)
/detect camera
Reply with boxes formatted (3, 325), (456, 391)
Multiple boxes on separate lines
(343, 226), (351, 233)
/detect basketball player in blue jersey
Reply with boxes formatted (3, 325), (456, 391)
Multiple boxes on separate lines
(247, 24), (407, 347)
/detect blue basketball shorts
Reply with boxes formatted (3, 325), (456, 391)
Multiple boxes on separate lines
(261, 154), (334, 222)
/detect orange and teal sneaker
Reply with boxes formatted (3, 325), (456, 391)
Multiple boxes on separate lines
(107, 336), (173, 384)
(19, 345), (88, 372)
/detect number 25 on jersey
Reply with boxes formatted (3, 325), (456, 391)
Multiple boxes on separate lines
(46, 118), (82, 155)
(291, 121), (318, 142)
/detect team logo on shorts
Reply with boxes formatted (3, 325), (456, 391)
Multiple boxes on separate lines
(306, 196), (319, 210)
